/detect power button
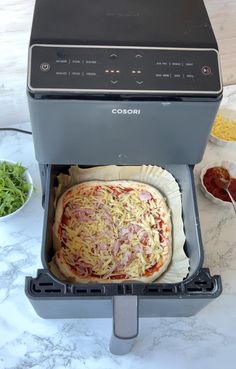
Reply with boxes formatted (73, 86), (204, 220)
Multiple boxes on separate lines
(40, 62), (50, 72)
(201, 65), (212, 76)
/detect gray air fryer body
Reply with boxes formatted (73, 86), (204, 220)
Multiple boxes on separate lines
(26, 0), (223, 355)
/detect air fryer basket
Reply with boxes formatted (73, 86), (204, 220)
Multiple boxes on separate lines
(25, 164), (222, 354)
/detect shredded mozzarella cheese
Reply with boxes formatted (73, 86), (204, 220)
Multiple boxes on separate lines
(59, 183), (171, 279)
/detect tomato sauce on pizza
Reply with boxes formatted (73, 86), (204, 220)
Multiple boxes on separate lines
(52, 181), (172, 283)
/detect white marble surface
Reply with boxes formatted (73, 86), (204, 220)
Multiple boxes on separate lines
(0, 86), (236, 368)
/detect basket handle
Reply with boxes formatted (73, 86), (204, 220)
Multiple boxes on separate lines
(109, 295), (139, 355)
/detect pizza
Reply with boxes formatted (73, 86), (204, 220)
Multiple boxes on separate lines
(51, 180), (172, 283)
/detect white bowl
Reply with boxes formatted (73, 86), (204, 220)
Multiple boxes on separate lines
(200, 161), (236, 208)
(209, 107), (236, 148)
(0, 160), (33, 221)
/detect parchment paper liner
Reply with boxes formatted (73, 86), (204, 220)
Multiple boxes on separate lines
(51, 165), (189, 283)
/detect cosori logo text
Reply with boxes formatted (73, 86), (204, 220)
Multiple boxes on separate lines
(112, 109), (141, 115)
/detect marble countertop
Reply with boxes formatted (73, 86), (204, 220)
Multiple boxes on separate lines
(0, 86), (236, 369)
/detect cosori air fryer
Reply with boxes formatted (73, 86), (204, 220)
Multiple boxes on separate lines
(26, 0), (223, 355)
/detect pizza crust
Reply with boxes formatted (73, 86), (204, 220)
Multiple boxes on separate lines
(52, 247), (171, 284)
(52, 180), (172, 283)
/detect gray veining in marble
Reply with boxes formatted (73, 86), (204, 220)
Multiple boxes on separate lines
(0, 70), (236, 369)
(0, 87), (236, 368)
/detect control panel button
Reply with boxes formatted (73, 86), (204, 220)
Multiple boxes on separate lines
(162, 74), (171, 78)
(55, 71), (67, 76)
(85, 60), (97, 64)
(109, 53), (118, 59)
(201, 65), (212, 76)
(86, 72), (97, 76)
(172, 62), (182, 66)
(30, 45), (221, 94)
(56, 59), (68, 63)
(40, 62), (50, 72)
(57, 51), (66, 59)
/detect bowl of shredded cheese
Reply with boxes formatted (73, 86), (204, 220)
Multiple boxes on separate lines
(210, 108), (236, 147)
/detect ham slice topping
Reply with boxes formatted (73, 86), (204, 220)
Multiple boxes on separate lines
(139, 192), (152, 201)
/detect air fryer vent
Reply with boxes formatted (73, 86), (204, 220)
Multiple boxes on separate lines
(74, 286), (106, 295)
(26, 268), (220, 298)
(29, 270), (65, 294)
(117, 284), (134, 294)
(75, 289), (88, 294)
(145, 286), (177, 295)
(185, 269), (216, 294)
(32, 282), (64, 294)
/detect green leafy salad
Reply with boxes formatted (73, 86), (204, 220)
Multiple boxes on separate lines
(0, 161), (32, 217)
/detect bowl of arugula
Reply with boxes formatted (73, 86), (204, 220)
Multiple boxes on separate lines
(0, 160), (33, 220)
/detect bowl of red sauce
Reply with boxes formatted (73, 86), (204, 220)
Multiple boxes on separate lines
(200, 161), (236, 207)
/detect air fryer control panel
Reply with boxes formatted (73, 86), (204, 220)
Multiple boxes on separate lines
(28, 45), (222, 94)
